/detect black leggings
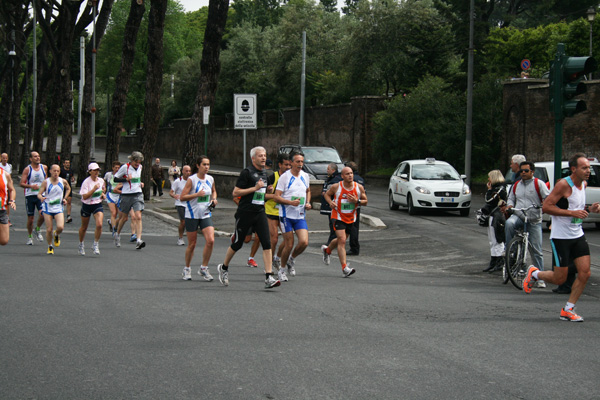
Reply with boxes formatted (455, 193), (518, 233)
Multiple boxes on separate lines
(231, 211), (271, 252)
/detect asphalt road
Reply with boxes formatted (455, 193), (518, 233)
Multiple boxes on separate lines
(2, 186), (600, 399)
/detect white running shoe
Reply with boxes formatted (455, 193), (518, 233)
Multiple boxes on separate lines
(26, 237), (33, 245)
(321, 245), (330, 265)
(114, 234), (121, 248)
(35, 228), (43, 242)
(287, 259), (296, 276)
(536, 280), (547, 288)
(217, 264), (229, 286)
(265, 275), (281, 289)
(343, 265), (356, 277)
(78, 243), (86, 256)
(177, 237), (185, 246)
(278, 268), (288, 282)
(198, 267), (214, 281)
(182, 267), (192, 281)
(272, 258), (281, 271)
(92, 243), (100, 255)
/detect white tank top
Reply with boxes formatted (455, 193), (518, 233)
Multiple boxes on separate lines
(184, 174), (214, 220)
(550, 177), (586, 240)
(42, 178), (65, 214)
(25, 165), (47, 197)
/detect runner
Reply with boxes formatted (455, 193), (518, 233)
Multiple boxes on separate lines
(264, 153), (291, 271)
(37, 164), (70, 254)
(78, 163), (106, 256)
(169, 165), (191, 246)
(1, 153), (13, 227)
(59, 159), (75, 223)
(180, 156), (217, 281)
(524, 153), (600, 321)
(104, 161), (123, 237)
(0, 165), (16, 245)
(113, 151), (146, 250)
(273, 152), (311, 281)
(233, 194), (262, 268)
(321, 166), (367, 277)
(19, 151), (48, 245)
(216, 146), (280, 289)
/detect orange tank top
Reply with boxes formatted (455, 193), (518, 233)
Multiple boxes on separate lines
(0, 169), (7, 211)
(331, 181), (360, 224)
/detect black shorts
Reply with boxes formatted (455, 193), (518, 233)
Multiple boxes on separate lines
(231, 211), (270, 252)
(176, 206), (185, 221)
(333, 219), (352, 235)
(81, 203), (104, 218)
(185, 217), (213, 232)
(266, 214), (279, 221)
(551, 236), (590, 268)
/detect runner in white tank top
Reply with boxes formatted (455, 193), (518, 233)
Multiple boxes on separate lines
(37, 164), (70, 255)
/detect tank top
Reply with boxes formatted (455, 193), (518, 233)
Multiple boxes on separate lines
(331, 181), (361, 224)
(116, 163), (142, 194)
(42, 178), (65, 214)
(265, 171), (280, 216)
(0, 170), (8, 211)
(184, 174), (214, 220)
(551, 177), (586, 240)
(104, 172), (120, 203)
(24, 164), (47, 197)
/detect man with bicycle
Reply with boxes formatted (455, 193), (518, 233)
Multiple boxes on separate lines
(505, 161), (549, 287)
(524, 153), (600, 322)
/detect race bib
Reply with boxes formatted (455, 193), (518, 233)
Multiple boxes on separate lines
(340, 199), (355, 213)
(92, 190), (103, 198)
(571, 217), (583, 225)
(252, 188), (266, 205)
(292, 196), (305, 205)
(130, 177), (141, 183)
(49, 198), (61, 205)
(197, 194), (210, 203)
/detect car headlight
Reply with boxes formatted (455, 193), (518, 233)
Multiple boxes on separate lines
(415, 186), (430, 194)
(463, 185), (471, 195)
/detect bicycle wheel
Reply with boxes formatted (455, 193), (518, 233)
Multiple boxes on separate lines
(502, 259), (510, 284)
(505, 236), (532, 290)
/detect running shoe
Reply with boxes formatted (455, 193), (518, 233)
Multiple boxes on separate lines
(53, 230), (60, 247)
(523, 265), (539, 294)
(560, 307), (584, 322)
(107, 218), (113, 231)
(92, 243), (100, 255)
(26, 237), (33, 245)
(35, 227), (43, 242)
(78, 243), (86, 256)
(535, 280), (547, 288)
(343, 265), (356, 277)
(130, 234), (137, 242)
(177, 237), (185, 246)
(135, 240), (146, 250)
(182, 267), (192, 281)
(217, 264), (229, 286)
(47, 246), (54, 255)
(247, 258), (258, 268)
(114, 234), (121, 248)
(272, 258), (281, 271)
(265, 275), (281, 289)
(66, 215), (72, 223)
(287, 258), (296, 276)
(321, 245), (330, 265)
(278, 268), (288, 282)
(198, 267), (214, 282)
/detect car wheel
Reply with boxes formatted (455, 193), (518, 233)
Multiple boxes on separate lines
(388, 191), (399, 210)
(460, 208), (470, 217)
(407, 194), (418, 215)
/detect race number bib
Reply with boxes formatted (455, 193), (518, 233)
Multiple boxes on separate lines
(340, 199), (355, 213)
(197, 194), (210, 203)
(252, 187), (266, 205)
(92, 190), (103, 198)
(292, 196), (305, 205)
(130, 177), (141, 183)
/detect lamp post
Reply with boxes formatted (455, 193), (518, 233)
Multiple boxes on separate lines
(8, 44), (16, 147)
(587, 7), (596, 80)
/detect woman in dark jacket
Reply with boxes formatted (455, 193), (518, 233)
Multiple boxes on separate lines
(482, 169), (507, 272)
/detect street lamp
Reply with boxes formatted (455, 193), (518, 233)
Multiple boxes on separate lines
(587, 7), (596, 80)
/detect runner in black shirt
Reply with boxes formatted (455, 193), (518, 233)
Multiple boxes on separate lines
(59, 159), (75, 223)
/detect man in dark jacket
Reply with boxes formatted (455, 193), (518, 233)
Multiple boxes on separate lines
(151, 158), (164, 196)
(321, 163), (341, 245)
(346, 161), (364, 255)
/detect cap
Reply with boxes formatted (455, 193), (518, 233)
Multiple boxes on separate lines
(88, 162), (100, 171)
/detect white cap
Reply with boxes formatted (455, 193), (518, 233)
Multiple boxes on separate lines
(88, 162), (100, 171)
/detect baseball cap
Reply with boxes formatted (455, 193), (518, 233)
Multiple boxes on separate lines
(88, 162), (100, 171)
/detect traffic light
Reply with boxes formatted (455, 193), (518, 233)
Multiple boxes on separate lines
(549, 44), (597, 119)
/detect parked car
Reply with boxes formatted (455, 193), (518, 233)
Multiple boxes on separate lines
(388, 158), (471, 216)
(278, 144), (344, 180)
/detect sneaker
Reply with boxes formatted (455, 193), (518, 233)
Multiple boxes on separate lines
(135, 240), (146, 250)
(535, 280), (547, 289)
(278, 268), (288, 282)
(343, 265), (356, 277)
(26, 237), (33, 245)
(560, 307), (584, 322)
(247, 258), (258, 268)
(272, 258), (281, 271)
(53, 231), (60, 247)
(265, 275), (281, 289)
(35, 228), (43, 242)
(321, 245), (330, 265)
(130, 234), (137, 243)
(523, 265), (539, 294)
(287, 259), (296, 276)
(78, 243), (86, 256)
(198, 267), (214, 281)
(177, 237), (185, 246)
(182, 267), (192, 281)
(92, 243), (100, 255)
(217, 264), (229, 286)
(114, 234), (121, 248)
(47, 246), (54, 255)
(107, 219), (113, 232)
(66, 215), (72, 223)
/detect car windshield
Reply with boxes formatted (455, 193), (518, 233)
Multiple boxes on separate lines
(411, 164), (461, 180)
(302, 148), (342, 163)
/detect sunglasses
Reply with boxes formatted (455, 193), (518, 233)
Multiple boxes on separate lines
(520, 169), (531, 173)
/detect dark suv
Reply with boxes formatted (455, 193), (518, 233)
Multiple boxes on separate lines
(278, 144), (344, 180)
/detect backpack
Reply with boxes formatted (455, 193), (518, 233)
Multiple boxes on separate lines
(512, 177), (543, 203)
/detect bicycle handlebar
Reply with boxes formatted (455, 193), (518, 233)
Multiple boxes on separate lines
(508, 204), (541, 212)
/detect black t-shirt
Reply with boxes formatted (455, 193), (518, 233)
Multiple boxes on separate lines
(235, 164), (268, 213)
(60, 167), (73, 183)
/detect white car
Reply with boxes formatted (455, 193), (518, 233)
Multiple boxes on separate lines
(388, 158), (471, 216)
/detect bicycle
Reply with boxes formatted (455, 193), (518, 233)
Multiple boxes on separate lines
(504, 204), (540, 290)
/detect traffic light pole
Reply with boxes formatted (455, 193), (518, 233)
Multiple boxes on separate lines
(551, 44), (565, 185)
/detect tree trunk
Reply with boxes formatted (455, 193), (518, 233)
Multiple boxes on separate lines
(140, 0), (168, 201)
(104, 0), (146, 169)
(45, 75), (60, 165)
(31, 41), (51, 153)
(182, 0), (230, 166)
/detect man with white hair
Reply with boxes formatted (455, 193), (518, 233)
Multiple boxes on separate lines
(113, 151), (146, 250)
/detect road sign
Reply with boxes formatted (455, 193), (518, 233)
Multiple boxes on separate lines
(521, 59), (531, 71)
(234, 94), (257, 130)
(203, 106), (210, 125)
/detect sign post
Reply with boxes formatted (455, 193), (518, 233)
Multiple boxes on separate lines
(203, 106), (210, 155)
(234, 94), (257, 166)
